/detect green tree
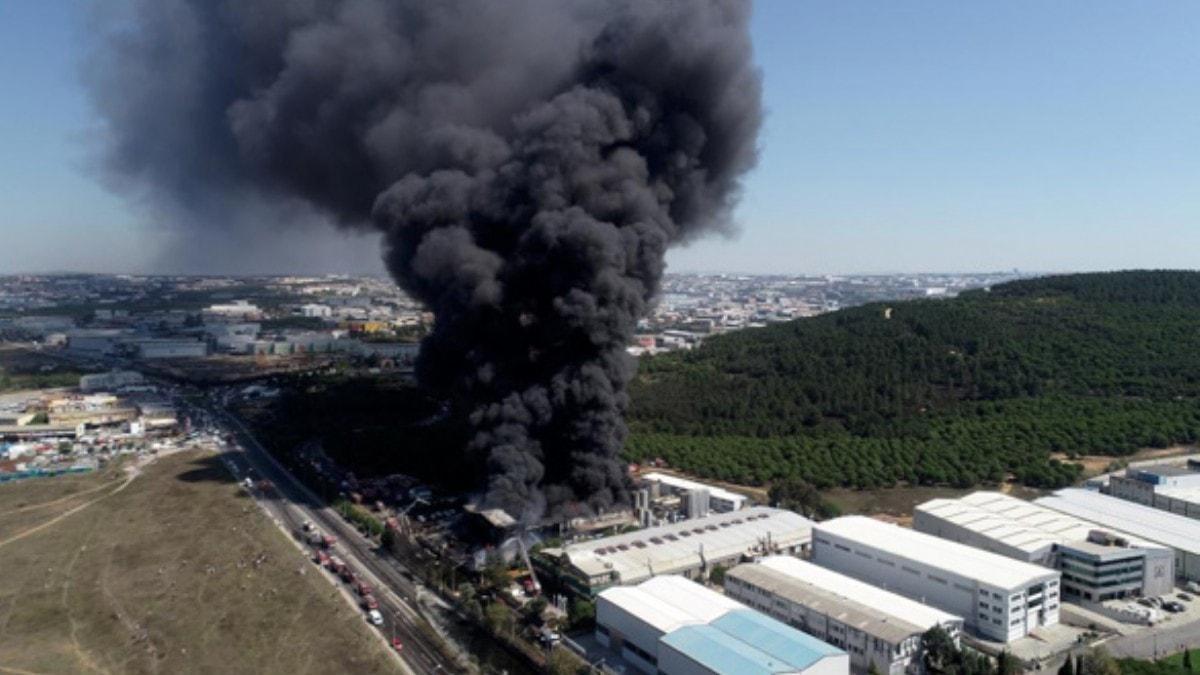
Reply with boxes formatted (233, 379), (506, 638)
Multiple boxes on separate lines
(708, 564), (728, 586)
(568, 598), (595, 631)
(997, 651), (1022, 675)
(1080, 648), (1119, 675)
(481, 555), (510, 591)
(523, 596), (548, 625)
(546, 647), (583, 675)
(485, 602), (511, 636)
(921, 626), (960, 675)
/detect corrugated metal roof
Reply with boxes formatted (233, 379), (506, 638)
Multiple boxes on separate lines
(564, 506), (812, 585)
(637, 575), (743, 622)
(1036, 489), (1200, 556)
(712, 609), (843, 666)
(816, 516), (1058, 589)
(640, 472), (748, 505)
(918, 492), (1167, 556)
(661, 624), (797, 674)
(753, 556), (960, 633)
(597, 586), (702, 634)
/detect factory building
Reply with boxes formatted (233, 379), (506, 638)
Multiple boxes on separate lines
(79, 370), (145, 393)
(537, 506), (812, 597)
(129, 339), (208, 359)
(64, 329), (128, 356)
(914, 492), (1175, 600)
(1037, 488), (1200, 582)
(597, 575), (848, 675)
(1105, 462), (1200, 520)
(812, 517), (1060, 643)
(1108, 464), (1200, 507)
(639, 472), (749, 513)
(726, 556), (962, 675)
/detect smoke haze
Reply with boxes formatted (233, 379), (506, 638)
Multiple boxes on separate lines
(89, 0), (763, 518)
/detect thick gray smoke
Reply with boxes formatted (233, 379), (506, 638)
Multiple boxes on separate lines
(89, 0), (762, 519)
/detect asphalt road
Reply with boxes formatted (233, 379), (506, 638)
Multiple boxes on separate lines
(205, 401), (466, 675)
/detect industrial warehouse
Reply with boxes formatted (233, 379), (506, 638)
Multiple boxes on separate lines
(596, 575), (849, 675)
(726, 556), (963, 675)
(1036, 488), (1200, 581)
(812, 516), (1061, 643)
(537, 506), (813, 596)
(1106, 462), (1200, 520)
(914, 492), (1175, 601)
(638, 471), (749, 514)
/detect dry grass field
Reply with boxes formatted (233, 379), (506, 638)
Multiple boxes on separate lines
(0, 451), (398, 674)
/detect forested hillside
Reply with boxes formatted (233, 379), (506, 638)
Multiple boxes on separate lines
(626, 271), (1200, 490)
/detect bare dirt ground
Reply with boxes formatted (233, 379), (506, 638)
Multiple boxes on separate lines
(1052, 445), (1199, 478)
(0, 451), (397, 675)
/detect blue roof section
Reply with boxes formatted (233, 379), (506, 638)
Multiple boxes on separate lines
(710, 609), (844, 669)
(661, 624), (795, 674)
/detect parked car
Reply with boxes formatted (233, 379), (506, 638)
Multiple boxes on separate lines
(1163, 601), (1185, 613)
(1137, 598), (1155, 608)
(1178, 593), (1193, 602)
(367, 609), (384, 626)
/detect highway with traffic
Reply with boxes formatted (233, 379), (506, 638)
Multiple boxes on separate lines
(195, 396), (468, 675)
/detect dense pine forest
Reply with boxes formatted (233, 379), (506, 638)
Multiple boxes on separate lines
(626, 271), (1200, 491)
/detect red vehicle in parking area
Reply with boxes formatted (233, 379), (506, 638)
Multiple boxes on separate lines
(312, 550), (330, 566)
(360, 594), (379, 611)
(354, 580), (373, 596)
(391, 637), (403, 652)
(321, 535), (337, 549)
(328, 556), (346, 575)
(340, 567), (356, 583)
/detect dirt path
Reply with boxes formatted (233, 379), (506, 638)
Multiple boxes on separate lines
(0, 470), (137, 551)
(0, 478), (124, 518)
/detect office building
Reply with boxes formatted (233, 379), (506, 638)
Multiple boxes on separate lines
(812, 517), (1060, 643)
(726, 556), (962, 675)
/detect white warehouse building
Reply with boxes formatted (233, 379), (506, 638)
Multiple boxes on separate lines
(539, 507), (812, 597)
(914, 492), (1175, 600)
(1036, 488), (1200, 582)
(597, 575), (848, 675)
(726, 556), (962, 675)
(812, 517), (1060, 643)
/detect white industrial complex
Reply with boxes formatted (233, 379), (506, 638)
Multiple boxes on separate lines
(639, 472), (749, 514)
(539, 506), (813, 596)
(597, 575), (849, 675)
(914, 492), (1175, 601)
(1106, 462), (1200, 520)
(1036, 488), (1200, 581)
(812, 516), (1061, 643)
(726, 556), (962, 675)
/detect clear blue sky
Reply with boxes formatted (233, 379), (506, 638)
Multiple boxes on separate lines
(1, 1), (1198, 275)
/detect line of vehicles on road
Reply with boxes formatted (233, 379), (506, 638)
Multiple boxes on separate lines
(303, 520), (404, 652)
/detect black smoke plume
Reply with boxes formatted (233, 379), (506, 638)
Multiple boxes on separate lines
(88, 0), (762, 519)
